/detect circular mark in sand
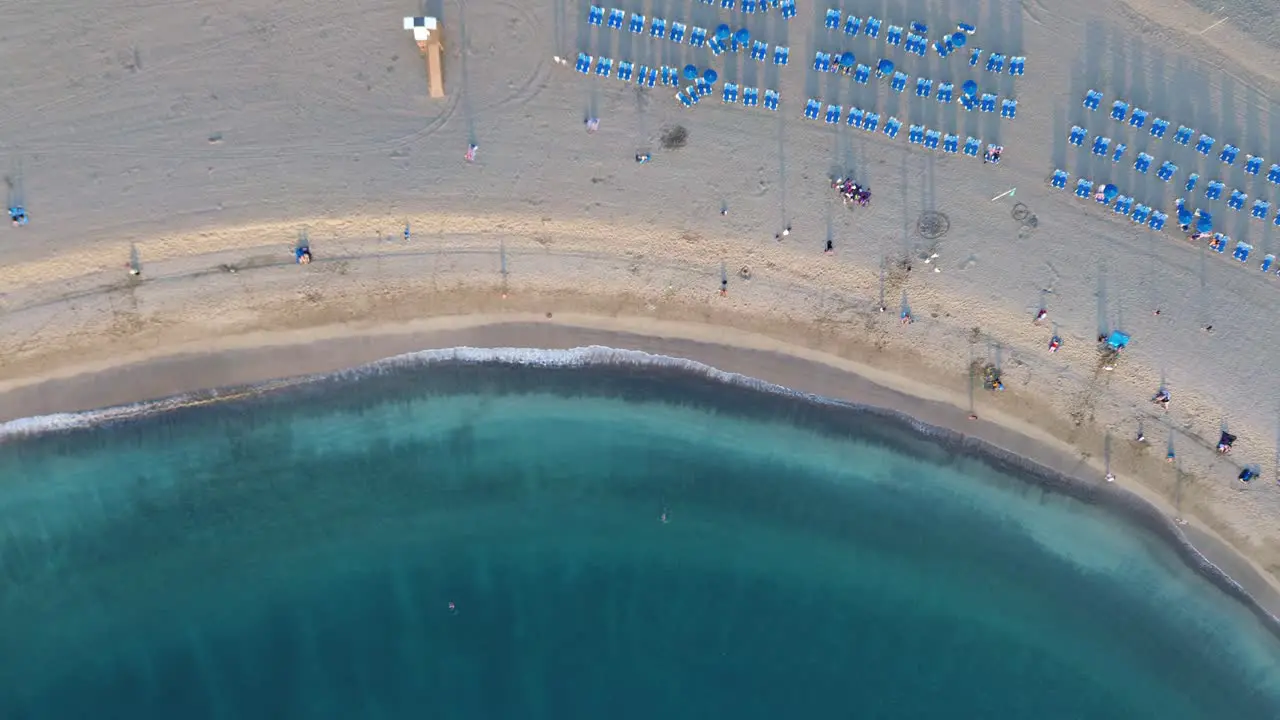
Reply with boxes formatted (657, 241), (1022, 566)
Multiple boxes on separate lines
(1022, 214), (1039, 230)
(739, 265), (752, 279)
(661, 126), (688, 150)
(1011, 203), (1030, 222)
(917, 211), (950, 240)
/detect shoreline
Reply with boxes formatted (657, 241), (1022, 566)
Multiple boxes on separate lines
(5, 314), (1280, 628)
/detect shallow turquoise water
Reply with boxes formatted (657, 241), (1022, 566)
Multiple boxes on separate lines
(1, 357), (1279, 719)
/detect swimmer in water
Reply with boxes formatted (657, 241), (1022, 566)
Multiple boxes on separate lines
(447, 601), (457, 614)
(660, 509), (670, 524)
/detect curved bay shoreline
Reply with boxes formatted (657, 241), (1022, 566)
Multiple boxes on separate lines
(3, 318), (1280, 640)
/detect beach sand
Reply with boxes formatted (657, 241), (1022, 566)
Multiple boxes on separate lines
(4, 0), (1280, 613)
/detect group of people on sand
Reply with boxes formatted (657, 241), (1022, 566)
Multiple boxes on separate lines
(831, 177), (872, 206)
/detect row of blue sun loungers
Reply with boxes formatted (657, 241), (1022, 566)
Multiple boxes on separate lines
(697, 0), (793, 16)
(802, 100), (990, 154)
(1082, 89), (1270, 175)
(820, 12), (1025, 71)
(812, 59), (1017, 118)
(587, 8), (792, 64)
(575, 52), (780, 109)
(1053, 169), (1280, 226)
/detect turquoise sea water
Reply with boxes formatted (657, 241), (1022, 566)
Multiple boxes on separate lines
(1, 350), (1279, 719)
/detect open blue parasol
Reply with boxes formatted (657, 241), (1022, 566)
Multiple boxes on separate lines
(840, 51), (855, 67)
(951, 31), (967, 47)
(683, 64), (698, 80)
(716, 24), (732, 40)
(735, 28), (750, 44)
(877, 58), (894, 75)
(1102, 184), (1119, 201)
(703, 68), (718, 84)
(962, 80), (978, 97)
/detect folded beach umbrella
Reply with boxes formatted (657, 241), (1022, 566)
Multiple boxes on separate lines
(735, 28), (749, 44)
(877, 58), (894, 75)
(716, 24), (731, 40)
(703, 68), (718, 84)
(951, 31), (967, 47)
(840, 51), (855, 67)
(683, 64), (699, 80)
(1103, 183), (1119, 201)
(962, 80), (979, 97)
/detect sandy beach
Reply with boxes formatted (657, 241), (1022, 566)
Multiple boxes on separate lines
(5, 0), (1280, 613)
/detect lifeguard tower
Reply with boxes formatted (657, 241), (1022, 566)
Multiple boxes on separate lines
(404, 16), (445, 98)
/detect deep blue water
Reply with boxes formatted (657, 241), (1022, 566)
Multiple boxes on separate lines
(1, 356), (1279, 719)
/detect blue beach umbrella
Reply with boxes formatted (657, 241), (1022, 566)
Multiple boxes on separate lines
(1197, 212), (1213, 233)
(877, 58), (894, 75)
(962, 80), (978, 97)
(840, 51), (855, 67)
(703, 68), (718, 84)
(1102, 184), (1119, 201)
(1177, 206), (1194, 226)
(951, 31), (967, 47)
(716, 24), (731, 40)
(735, 28), (750, 44)
(683, 64), (698, 80)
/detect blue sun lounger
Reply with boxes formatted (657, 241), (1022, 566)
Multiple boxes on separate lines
(958, 21), (977, 33)
(751, 40), (767, 61)
(911, 21), (928, 34)
(689, 27), (707, 47)
(924, 130), (941, 149)
(986, 53), (1005, 73)
(676, 91), (692, 108)
(943, 134), (959, 153)
(1234, 241), (1253, 262)
(1110, 100), (1128, 121)
(595, 57), (613, 77)
(1269, 164), (1280, 184)
(1001, 99), (1017, 119)
(1095, 188), (1112, 206)
(1131, 204), (1151, 224)
(963, 137), (981, 157)
(640, 66), (657, 87)
(1210, 233), (1228, 253)
(575, 53), (592, 74)
(1195, 135), (1215, 155)
(1009, 56), (1026, 75)
(865, 17), (882, 37)
(1206, 180), (1225, 200)
(670, 22), (686, 43)
(1149, 211), (1167, 231)
(825, 104), (841, 123)
(1157, 161), (1177, 182)
(1228, 190), (1247, 210)
(1252, 200), (1270, 219)
(854, 64), (870, 83)
(804, 98), (821, 120)
(1075, 178), (1093, 198)
(780, 0), (796, 19)
(1173, 125), (1193, 145)
(743, 87), (758, 106)
(607, 8), (624, 29)
(969, 48), (982, 66)
(773, 46), (789, 65)
(742, 0), (757, 13)
(1221, 144), (1239, 165)
(1185, 173), (1199, 191)
(617, 61), (633, 81)
(937, 82), (953, 103)
(695, 78), (712, 96)
(1084, 90), (1102, 110)
(1275, 209), (1280, 227)
(721, 0), (734, 8)
(863, 112), (880, 132)
(891, 72), (908, 92)
(960, 93), (977, 111)
(1129, 108), (1147, 128)
(1114, 195), (1134, 215)
(723, 83), (738, 103)
(825, 8), (841, 29)
(886, 25), (903, 45)
(1051, 169), (1068, 188)
(764, 89), (779, 110)
(1150, 118), (1168, 139)
(629, 13), (645, 33)
(1134, 153), (1153, 174)
(844, 15), (860, 35)
(708, 36), (726, 56)
(1263, 254), (1275, 272)
(1113, 143), (1127, 162)
(588, 6), (604, 25)
(908, 124), (925, 144)
(847, 107), (863, 128)
(932, 36), (954, 58)
(883, 117), (902, 139)
(1069, 126), (1087, 146)
(907, 34), (928, 56)
(1092, 136), (1110, 156)
(980, 94), (996, 112)
(1245, 155), (1263, 175)
(814, 52), (832, 72)
(916, 78), (932, 98)
(649, 18), (666, 38)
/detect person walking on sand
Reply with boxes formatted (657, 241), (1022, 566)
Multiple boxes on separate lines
(465, 143), (478, 162)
